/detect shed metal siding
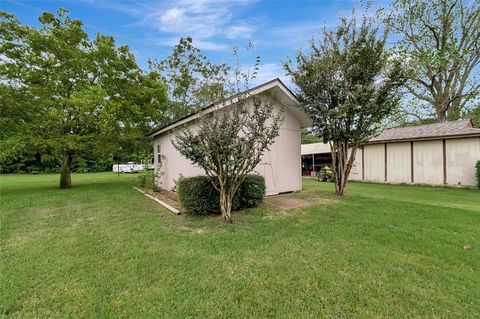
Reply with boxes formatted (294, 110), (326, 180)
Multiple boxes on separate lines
(364, 144), (385, 182)
(386, 142), (411, 183)
(349, 148), (363, 181)
(412, 140), (444, 185)
(445, 137), (480, 186)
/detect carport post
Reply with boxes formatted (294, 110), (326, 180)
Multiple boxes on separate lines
(312, 154), (315, 174)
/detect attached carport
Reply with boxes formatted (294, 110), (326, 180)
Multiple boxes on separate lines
(301, 143), (331, 176)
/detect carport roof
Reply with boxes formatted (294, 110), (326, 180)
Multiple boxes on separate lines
(301, 142), (331, 155)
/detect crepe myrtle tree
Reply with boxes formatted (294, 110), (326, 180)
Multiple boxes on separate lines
(285, 10), (404, 196)
(173, 75), (284, 223)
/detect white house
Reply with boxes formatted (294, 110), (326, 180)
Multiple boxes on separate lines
(149, 79), (312, 195)
(301, 119), (480, 187)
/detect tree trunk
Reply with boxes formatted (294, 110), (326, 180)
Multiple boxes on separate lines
(59, 153), (73, 189)
(220, 189), (233, 224)
(331, 141), (357, 197)
(335, 174), (347, 196)
(436, 111), (447, 123)
(435, 100), (448, 122)
(447, 103), (461, 121)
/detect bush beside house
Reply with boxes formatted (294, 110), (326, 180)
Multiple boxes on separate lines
(177, 175), (266, 215)
(236, 174), (266, 208)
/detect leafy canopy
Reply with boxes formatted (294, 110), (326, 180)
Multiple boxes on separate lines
(149, 37), (230, 120)
(391, 0), (480, 122)
(285, 9), (404, 195)
(0, 9), (168, 185)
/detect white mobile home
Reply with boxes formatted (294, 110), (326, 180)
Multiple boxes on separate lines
(149, 79), (312, 195)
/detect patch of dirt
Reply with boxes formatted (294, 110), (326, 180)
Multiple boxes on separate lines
(142, 188), (182, 211)
(154, 188), (178, 202)
(264, 196), (312, 209)
(263, 209), (303, 220)
(168, 224), (208, 234)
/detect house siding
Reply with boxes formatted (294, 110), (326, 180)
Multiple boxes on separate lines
(339, 137), (479, 187)
(446, 137), (480, 186)
(386, 142), (411, 183)
(154, 102), (302, 195)
(364, 144), (385, 182)
(412, 140), (444, 185)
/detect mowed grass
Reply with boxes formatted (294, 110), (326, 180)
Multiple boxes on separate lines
(1, 173), (479, 318)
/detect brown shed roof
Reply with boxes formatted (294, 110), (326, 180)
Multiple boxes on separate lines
(369, 119), (480, 143)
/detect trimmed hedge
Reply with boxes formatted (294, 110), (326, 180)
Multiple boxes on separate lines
(177, 174), (265, 215)
(476, 160), (480, 188)
(176, 176), (221, 215)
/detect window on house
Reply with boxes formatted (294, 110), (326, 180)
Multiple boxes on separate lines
(157, 144), (162, 163)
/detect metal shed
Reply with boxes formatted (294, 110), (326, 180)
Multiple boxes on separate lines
(302, 119), (480, 187)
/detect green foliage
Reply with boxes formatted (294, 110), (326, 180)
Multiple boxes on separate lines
(138, 169), (157, 190)
(177, 175), (265, 215)
(149, 37), (230, 121)
(0, 9), (168, 187)
(301, 128), (322, 144)
(137, 152), (164, 190)
(73, 156), (115, 173)
(391, 0), (480, 122)
(173, 54), (283, 222)
(0, 151), (115, 174)
(177, 176), (222, 215)
(465, 106), (480, 128)
(285, 8), (404, 196)
(237, 174), (266, 208)
(476, 160), (480, 188)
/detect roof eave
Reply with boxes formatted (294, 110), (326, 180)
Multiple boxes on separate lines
(149, 78), (307, 138)
(368, 132), (480, 144)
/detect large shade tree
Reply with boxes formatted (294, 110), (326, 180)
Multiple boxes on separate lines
(0, 10), (168, 188)
(285, 11), (404, 196)
(391, 0), (480, 122)
(149, 37), (230, 121)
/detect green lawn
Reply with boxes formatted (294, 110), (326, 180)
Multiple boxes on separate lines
(1, 173), (479, 318)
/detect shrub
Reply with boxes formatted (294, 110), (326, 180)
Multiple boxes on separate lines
(237, 174), (266, 208)
(476, 160), (480, 188)
(138, 168), (162, 191)
(138, 169), (155, 188)
(138, 157), (164, 191)
(177, 174), (265, 215)
(27, 166), (40, 174)
(177, 176), (220, 215)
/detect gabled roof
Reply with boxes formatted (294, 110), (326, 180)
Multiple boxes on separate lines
(149, 78), (312, 138)
(369, 119), (480, 143)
